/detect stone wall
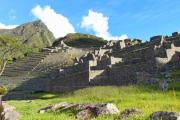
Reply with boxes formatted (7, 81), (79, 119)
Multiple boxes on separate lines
(108, 65), (137, 85)
(112, 42), (153, 58)
(47, 70), (89, 92)
(89, 70), (108, 85)
(155, 57), (168, 65)
(150, 35), (163, 45)
(124, 46), (155, 63)
(2, 32), (180, 95)
(94, 49), (110, 56)
(89, 70), (105, 81)
(110, 57), (122, 65)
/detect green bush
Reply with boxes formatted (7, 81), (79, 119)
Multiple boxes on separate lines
(0, 86), (7, 95)
(0, 35), (37, 68)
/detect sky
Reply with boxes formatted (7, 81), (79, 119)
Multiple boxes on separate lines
(0, 0), (180, 41)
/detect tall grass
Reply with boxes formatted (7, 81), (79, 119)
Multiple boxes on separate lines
(7, 85), (180, 120)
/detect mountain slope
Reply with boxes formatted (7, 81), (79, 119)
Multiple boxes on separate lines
(0, 20), (55, 48)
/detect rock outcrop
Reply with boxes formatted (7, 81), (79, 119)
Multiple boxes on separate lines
(0, 20), (55, 49)
(0, 102), (20, 120)
(118, 108), (143, 119)
(38, 102), (119, 120)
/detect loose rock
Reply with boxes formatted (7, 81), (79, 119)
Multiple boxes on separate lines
(95, 103), (120, 115)
(38, 102), (120, 120)
(1, 102), (20, 120)
(76, 108), (98, 120)
(76, 103), (119, 120)
(150, 111), (180, 120)
(116, 108), (143, 120)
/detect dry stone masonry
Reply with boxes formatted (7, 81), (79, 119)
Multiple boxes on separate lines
(1, 32), (180, 94)
(47, 32), (180, 92)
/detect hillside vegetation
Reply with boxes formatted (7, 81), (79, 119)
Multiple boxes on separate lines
(53, 33), (107, 48)
(0, 35), (37, 69)
(7, 85), (180, 120)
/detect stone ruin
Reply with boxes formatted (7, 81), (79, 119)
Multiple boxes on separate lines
(102, 38), (141, 50)
(42, 40), (72, 53)
(1, 32), (180, 93)
(47, 32), (180, 92)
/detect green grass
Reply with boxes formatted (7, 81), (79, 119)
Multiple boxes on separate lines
(7, 85), (180, 120)
(65, 37), (107, 48)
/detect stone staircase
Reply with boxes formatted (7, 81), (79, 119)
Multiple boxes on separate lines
(2, 51), (51, 77)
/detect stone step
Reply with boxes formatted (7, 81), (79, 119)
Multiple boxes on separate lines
(16, 59), (44, 63)
(4, 72), (31, 75)
(11, 58), (44, 64)
(3, 51), (51, 77)
(6, 63), (39, 68)
(6, 62), (40, 67)
(27, 52), (50, 56)
(7, 53), (48, 64)
(5, 68), (35, 72)
(3, 70), (31, 73)
(3, 70), (32, 74)
(2, 74), (29, 77)
(12, 55), (46, 62)
(3, 68), (33, 72)
(6, 62), (39, 66)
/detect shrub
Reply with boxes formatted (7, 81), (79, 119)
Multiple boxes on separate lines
(0, 86), (8, 95)
(0, 35), (38, 67)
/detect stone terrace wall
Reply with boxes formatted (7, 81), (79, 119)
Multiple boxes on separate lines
(47, 70), (89, 92)
(108, 65), (137, 85)
(111, 42), (154, 58)
(89, 69), (110, 86)
(123, 46), (155, 63)
(46, 63), (90, 92)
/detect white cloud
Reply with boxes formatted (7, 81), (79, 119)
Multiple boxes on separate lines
(0, 22), (18, 29)
(81, 10), (128, 40)
(31, 5), (75, 38)
(118, 34), (128, 40)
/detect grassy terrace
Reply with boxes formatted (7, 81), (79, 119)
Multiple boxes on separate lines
(52, 33), (107, 48)
(7, 85), (180, 120)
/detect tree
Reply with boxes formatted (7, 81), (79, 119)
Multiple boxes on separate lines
(0, 86), (7, 118)
(0, 35), (33, 76)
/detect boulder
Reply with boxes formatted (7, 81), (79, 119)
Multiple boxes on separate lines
(38, 102), (78, 113)
(95, 103), (120, 115)
(1, 102), (20, 120)
(150, 111), (180, 120)
(38, 102), (119, 119)
(76, 103), (119, 120)
(116, 108), (143, 120)
(76, 108), (98, 120)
